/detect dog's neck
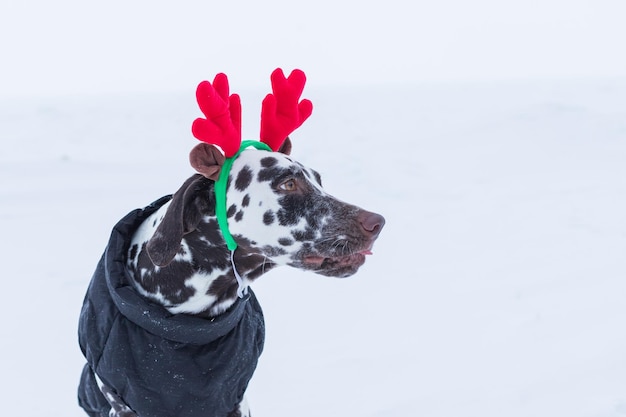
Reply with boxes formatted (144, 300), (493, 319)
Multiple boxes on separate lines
(127, 201), (277, 317)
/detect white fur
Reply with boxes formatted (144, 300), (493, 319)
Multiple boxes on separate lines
(227, 150), (328, 263)
(166, 270), (224, 315)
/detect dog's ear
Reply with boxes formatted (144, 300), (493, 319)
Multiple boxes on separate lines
(277, 137), (292, 155)
(146, 175), (212, 267)
(189, 143), (225, 181)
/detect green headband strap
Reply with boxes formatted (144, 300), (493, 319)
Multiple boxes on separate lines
(215, 140), (273, 251)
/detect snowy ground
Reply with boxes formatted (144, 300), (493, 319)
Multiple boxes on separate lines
(1, 78), (625, 417)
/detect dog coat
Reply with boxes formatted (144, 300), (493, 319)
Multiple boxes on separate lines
(77, 196), (265, 417)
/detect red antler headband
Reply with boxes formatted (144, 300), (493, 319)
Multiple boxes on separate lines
(192, 68), (313, 157)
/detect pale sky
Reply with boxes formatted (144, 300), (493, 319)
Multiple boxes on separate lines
(1, 0), (625, 97)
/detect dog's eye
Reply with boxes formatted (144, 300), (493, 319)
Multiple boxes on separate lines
(278, 179), (297, 192)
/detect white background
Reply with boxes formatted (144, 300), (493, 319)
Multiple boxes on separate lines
(1, 0), (626, 96)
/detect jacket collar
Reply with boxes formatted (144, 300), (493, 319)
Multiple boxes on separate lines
(103, 196), (251, 345)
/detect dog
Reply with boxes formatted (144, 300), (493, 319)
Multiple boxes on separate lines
(77, 69), (385, 417)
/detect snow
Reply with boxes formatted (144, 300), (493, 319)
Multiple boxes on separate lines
(1, 78), (626, 417)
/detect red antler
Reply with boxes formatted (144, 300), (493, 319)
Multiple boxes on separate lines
(260, 68), (313, 151)
(191, 73), (242, 157)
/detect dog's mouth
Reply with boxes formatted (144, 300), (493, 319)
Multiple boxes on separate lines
(299, 249), (373, 278)
(285, 210), (384, 278)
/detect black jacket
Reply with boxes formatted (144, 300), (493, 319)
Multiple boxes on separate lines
(77, 196), (265, 417)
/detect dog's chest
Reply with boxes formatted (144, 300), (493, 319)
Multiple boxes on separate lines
(124, 201), (236, 316)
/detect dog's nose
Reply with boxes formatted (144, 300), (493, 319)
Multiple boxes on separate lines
(358, 211), (385, 238)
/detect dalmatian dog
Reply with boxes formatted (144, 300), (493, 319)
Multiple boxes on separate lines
(77, 69), (384, 417)
(131, 141), (384, 316)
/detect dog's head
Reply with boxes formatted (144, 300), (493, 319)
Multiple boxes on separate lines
(214, 141), (384, 277)
(147, 140), (384, 278)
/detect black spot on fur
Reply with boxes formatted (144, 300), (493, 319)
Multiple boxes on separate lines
(207, 275), (238, 303)
(134, 240), (199, 305)
(195, 218), (227, 247)
(184, 220), (230, 270)
(278, 237), (293, 246)
(276, 194), (307, 226)
(233, 248), (275, 277)
(227, 204), (237, 218)
(246, 264), (271, 280)
(258, 165), (291, 184)
(234, 236), (259, 249)
(262, 246), (287, 257)
(235, 166), (253, 191)
(263, 210), (275, 225)
(261, 156), (278, 168)
(242, 194), (250, 207)
(292, 226), (317, 242)
(228, 249), (278, 280)
(276, 189), (329, 230)
(152, 219), (157, 227)
(235, 210), (244, 222)
(129, 244), (138, 262)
